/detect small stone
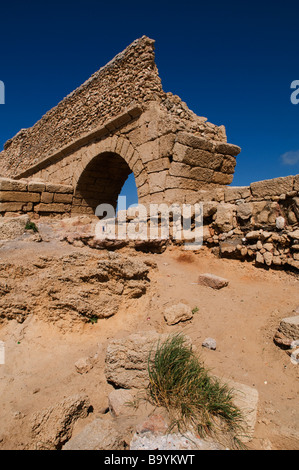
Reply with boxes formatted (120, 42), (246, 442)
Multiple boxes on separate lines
(263, 251), (273, 266)
(273, 331), (293, 348)
(197, 273), (229, 290)
(276, 216), (285, 230)
(164, 303), (193, 325)
(290, 349), (299, 365)
(256, 252), (264, 264)
(202, 338), (217, 350)
(257, 240), (263, 250)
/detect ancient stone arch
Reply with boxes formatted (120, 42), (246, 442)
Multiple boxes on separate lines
(71, 135), (146, 213)
(0, 36), (241, 217)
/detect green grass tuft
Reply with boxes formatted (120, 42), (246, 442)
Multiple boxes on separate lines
(147, 333), (247, 448)
(25, 221), (38, 233)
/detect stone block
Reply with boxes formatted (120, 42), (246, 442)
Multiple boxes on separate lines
(159, 133), (176, 157)
(146, 158), (170, 174)
(224, 186), (251, 202)
(63, 418), (125, 450)
(0, 202), (24, 212)
(236, 202), (253, 220)
(214, 203), (236, 231)
(41, 192), (54, 203)
(108, 389), (134, 417)
(105, 331), (169, 389)
(45, 183), (73, 194)
(197, 273), (229, 289)
(250, 176), (294, 198)
(228, 380), (259, 442)
(211, 171), (234, 185)
(31, 394), (91, 450)
(176, 132), (214, 151)
(0, 178), (28, 192)
(183, 148), (223, 170)
(0, 191), (40, 203)
(169, 162), (214, 182)
(53, 193), (73, 203)
(279, 316), (299, 340)
(148, 171), (168, 193)
(34, 203), (71, 213)
(198, 187), (225, 202)
(28, 181), (46, 192)
(294, 174), (299, 191)
(165, 175), (205, 191)
(214, 142), (241, 156)
(220, 155), (237, 174)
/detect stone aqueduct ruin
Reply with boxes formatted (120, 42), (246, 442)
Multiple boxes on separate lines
(0, 36), (241, 214)
(0, 36), (299, 270)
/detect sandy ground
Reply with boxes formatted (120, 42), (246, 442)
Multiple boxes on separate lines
(0, 234), (298, 450)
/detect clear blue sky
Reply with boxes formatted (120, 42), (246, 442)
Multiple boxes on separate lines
(0, 0), (298, 207)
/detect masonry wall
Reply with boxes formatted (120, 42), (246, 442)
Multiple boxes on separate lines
(1, 174), (298, 271)
(0, 36), (227, 180)
(198, 174), (299, 270)
(0, 178), (73, 217)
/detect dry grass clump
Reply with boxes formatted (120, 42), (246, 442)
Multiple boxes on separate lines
(147, 334), (247, 449)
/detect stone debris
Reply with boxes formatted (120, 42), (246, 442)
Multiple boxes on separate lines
(278, 316), (299, 341)
(198, 273), (229, 290)
(274, 315), (299, 364)
(163, 302), (193, 325)
(290, 349), (299, 365)
(30, 394), (91, 450)
(108, 389), (134, 417)
(63, 417), (126, 451)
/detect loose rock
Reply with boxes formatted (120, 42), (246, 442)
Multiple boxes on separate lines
(164, 302), (193, 325)
(198, 273), (229, 290)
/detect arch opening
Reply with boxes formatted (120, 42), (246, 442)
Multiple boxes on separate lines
(74, 152), (138, 215)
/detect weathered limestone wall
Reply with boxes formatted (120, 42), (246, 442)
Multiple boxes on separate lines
(199, 175), (299, 270)
(0, 36), (227, 180)
(15, 102), (239, 211)
(1, 174), (298, 270)
(0, 178), (73, 217)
